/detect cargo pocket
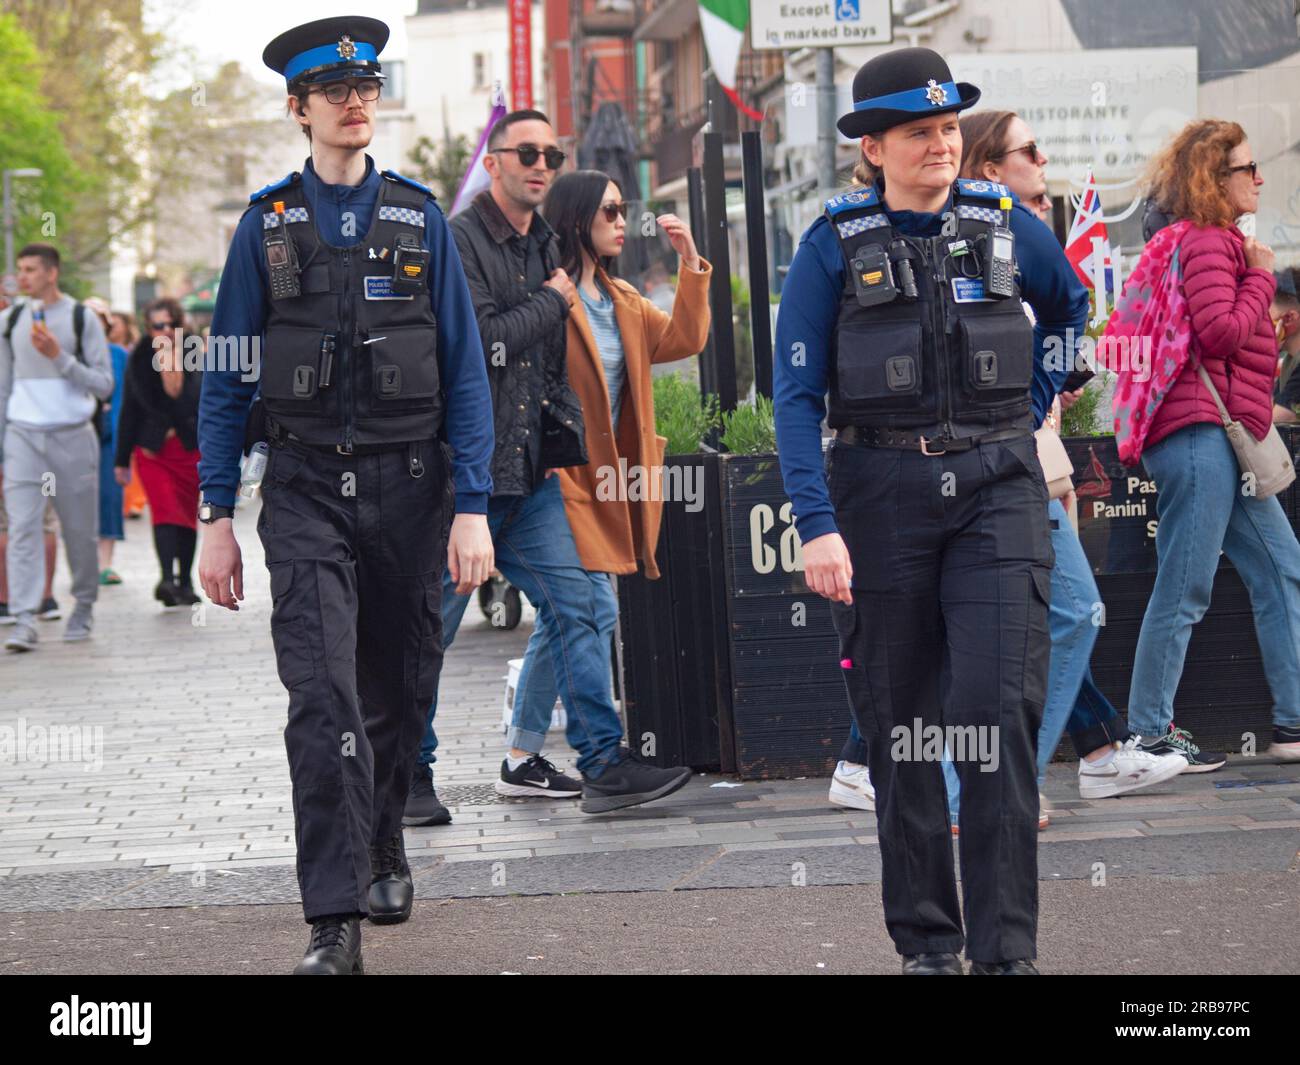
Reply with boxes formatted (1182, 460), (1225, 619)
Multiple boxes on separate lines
(1022, 566), (1052, 709)
(834, 318), (923, 409)
(830, 600), (878, 737)
(261, 327), (327, 408)
(957, 308), (1033, 406)
(268, 562), (316, 689)
(367, 324), (440, 413)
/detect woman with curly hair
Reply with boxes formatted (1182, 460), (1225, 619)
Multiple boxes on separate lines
(1128, 119), (1300, 767)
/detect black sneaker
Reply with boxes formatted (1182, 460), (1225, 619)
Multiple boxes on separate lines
(403, 762), (452, 827)
(580, 748), (692, 813)
(1138, 724), (1226, 773)
(495, 754), (583, 798)
(38, 597), (61, 621)
(174, 584), (201, 606)
(0, 602), (13, 626)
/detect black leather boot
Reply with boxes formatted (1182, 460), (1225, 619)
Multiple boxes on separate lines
(293, 914), (363, 974)
(901, 952), (964, 975)
(969, 959), (1039, 974)
(403, 762), (452, 826)
(367, 834), (413, 924)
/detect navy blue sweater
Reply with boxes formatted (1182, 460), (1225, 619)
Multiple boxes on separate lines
(198, 156), (495, 510)
(773, 196), (1089, 544)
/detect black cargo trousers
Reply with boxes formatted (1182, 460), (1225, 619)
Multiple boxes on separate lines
(257, 436), (453, 922)
(826, 431), (1052, 964)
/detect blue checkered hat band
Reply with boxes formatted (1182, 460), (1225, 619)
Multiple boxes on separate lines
(263, 207), (309, 228)
(956, 205), (1004, 224)
(837, 215), (890, 239)
(378, 205), (425, 227)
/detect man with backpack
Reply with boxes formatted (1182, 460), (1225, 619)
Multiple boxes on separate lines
(0, 243), (114, 651)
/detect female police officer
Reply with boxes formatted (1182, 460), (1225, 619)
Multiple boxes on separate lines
(774, 48), (1088, 974)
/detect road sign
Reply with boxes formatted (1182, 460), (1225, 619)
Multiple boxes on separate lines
(750, 0), (892, 50)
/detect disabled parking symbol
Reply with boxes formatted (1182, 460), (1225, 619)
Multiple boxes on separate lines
(837, 0), (860, 20)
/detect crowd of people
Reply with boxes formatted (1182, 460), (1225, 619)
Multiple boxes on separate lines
(6, 18), (1300, 976)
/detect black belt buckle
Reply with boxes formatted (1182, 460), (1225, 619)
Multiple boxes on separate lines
(919, 434), (949, 456)
(336, 442), (353, 455)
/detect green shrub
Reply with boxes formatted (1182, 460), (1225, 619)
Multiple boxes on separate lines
(720, 395), (776, 455)
(1060, 381), (1105, 437)
(653, 373), (720, 455)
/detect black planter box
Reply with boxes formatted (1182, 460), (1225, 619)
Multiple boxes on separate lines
(618, 429), (1300, 779)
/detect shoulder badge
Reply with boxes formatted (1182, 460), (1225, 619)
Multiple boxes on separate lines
(823, 186), (880, 217)
(382, 169), (435, 199)
(954, 178), (1011, 202)
(248, 172), (300, 205)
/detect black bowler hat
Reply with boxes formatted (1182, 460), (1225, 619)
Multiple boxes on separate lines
(263, 16), (390, 91)
(837, 46), (980, 139)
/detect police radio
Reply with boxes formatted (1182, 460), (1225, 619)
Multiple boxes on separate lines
(850, 244), (899, 307)
(983, 226), (1016, 299)
(264, 201), (301, 300)
(391, 233), (429, 297)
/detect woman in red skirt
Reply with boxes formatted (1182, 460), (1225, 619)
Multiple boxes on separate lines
(114, 298), (203, 606)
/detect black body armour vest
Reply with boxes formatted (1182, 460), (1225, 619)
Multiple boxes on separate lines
(251, 171), (443, 450)
(824, 179), (1035, 437)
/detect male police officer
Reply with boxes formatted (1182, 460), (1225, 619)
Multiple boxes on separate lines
(773, 48), (1088, 974)
(197, 16), (495, 975)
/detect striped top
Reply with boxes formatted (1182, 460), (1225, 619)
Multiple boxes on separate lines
(579, 280), (627, 430)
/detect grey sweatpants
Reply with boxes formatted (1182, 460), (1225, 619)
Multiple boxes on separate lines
(2, 423), (99, 620)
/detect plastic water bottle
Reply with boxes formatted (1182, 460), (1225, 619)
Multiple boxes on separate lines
(239, 442), (270, 500)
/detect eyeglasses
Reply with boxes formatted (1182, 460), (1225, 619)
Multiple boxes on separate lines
(1226, 161), (1259, 179)
(148, 320), (175, 332)
(599, 201), (628, 223)
(990, 141), (1041, 163)
(493, 144), (567, 170)
(310, 78), (382, 105)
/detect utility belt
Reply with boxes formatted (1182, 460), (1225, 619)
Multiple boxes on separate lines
(265, 416), (430, 477)
(836, 425), (1030, 455)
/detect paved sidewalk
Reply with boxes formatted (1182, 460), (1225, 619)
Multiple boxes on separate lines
(1, 498), (1298, 973)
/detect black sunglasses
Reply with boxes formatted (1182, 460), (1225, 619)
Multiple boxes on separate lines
(990, 141), (1041, 163)
(148, 320), (175, 332)
(599, 201), (628, 223)
(1226, 161), (1259, 179)
(494, 144), (566, 170)
(310, 78), (382, 105)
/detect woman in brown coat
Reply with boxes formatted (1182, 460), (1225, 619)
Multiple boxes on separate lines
(491, 169), (712, 798)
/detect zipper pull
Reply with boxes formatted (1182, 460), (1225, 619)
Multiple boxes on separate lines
(408, 441), (424, 479)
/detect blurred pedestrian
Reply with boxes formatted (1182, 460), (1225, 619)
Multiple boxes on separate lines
(1269, 269), (1300, 424)
(114, 298), (202, 606)
(85, 298), (128, 585)
(0, 243), (114, 651)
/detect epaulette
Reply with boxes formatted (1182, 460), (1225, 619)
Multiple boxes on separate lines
(823, 186), (880, 217)
(954, 178), (1011, 203)
(382, 169), (436, 199)
(248, 172), (300, 205)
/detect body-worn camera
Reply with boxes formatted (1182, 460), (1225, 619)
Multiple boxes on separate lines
(851, 244), (899, 307)
(391, 234), (429, 296)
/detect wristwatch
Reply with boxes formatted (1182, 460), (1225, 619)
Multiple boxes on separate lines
(198, 502), (235, 524)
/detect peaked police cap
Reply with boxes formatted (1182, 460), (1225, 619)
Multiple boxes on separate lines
(837, 47), (980, 139)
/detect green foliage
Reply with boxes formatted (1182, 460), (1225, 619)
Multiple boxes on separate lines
(0, 14), (78, 274)
(730, 273), (754, 400)
(1060, 383), (1105, 437)
(653, 372), (720, 455)
(720, 394), (776, 455)
(407, 133), (474, 206)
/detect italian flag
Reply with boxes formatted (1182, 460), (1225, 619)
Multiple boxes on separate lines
(699, 0), (764, 121)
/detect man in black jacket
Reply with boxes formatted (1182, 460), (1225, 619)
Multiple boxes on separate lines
(408, 110), (692, 818)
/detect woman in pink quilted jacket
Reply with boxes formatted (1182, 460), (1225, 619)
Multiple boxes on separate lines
(1128, 119), (1300, 767)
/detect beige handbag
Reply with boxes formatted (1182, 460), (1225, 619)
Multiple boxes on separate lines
(1034, 423), (1075, 500)
(1195, 363), (1296, 499)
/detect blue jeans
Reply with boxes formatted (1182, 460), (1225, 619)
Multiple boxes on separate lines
(511, 570), (619, 754)
(944, 497), (1117, 821)
(418, 476), (627, 778)
(1129, 422), (1300, 736)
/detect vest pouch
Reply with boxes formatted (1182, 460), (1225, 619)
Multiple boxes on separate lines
(956, 309), (1033, 406)
(835, 318), (923, 409)
(366, 323), (440, 413)
(261, 326), (326, 409)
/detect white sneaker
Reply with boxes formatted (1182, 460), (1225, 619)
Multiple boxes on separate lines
(1078, 737), (1186, 799)
(829, 760), (875, 811)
